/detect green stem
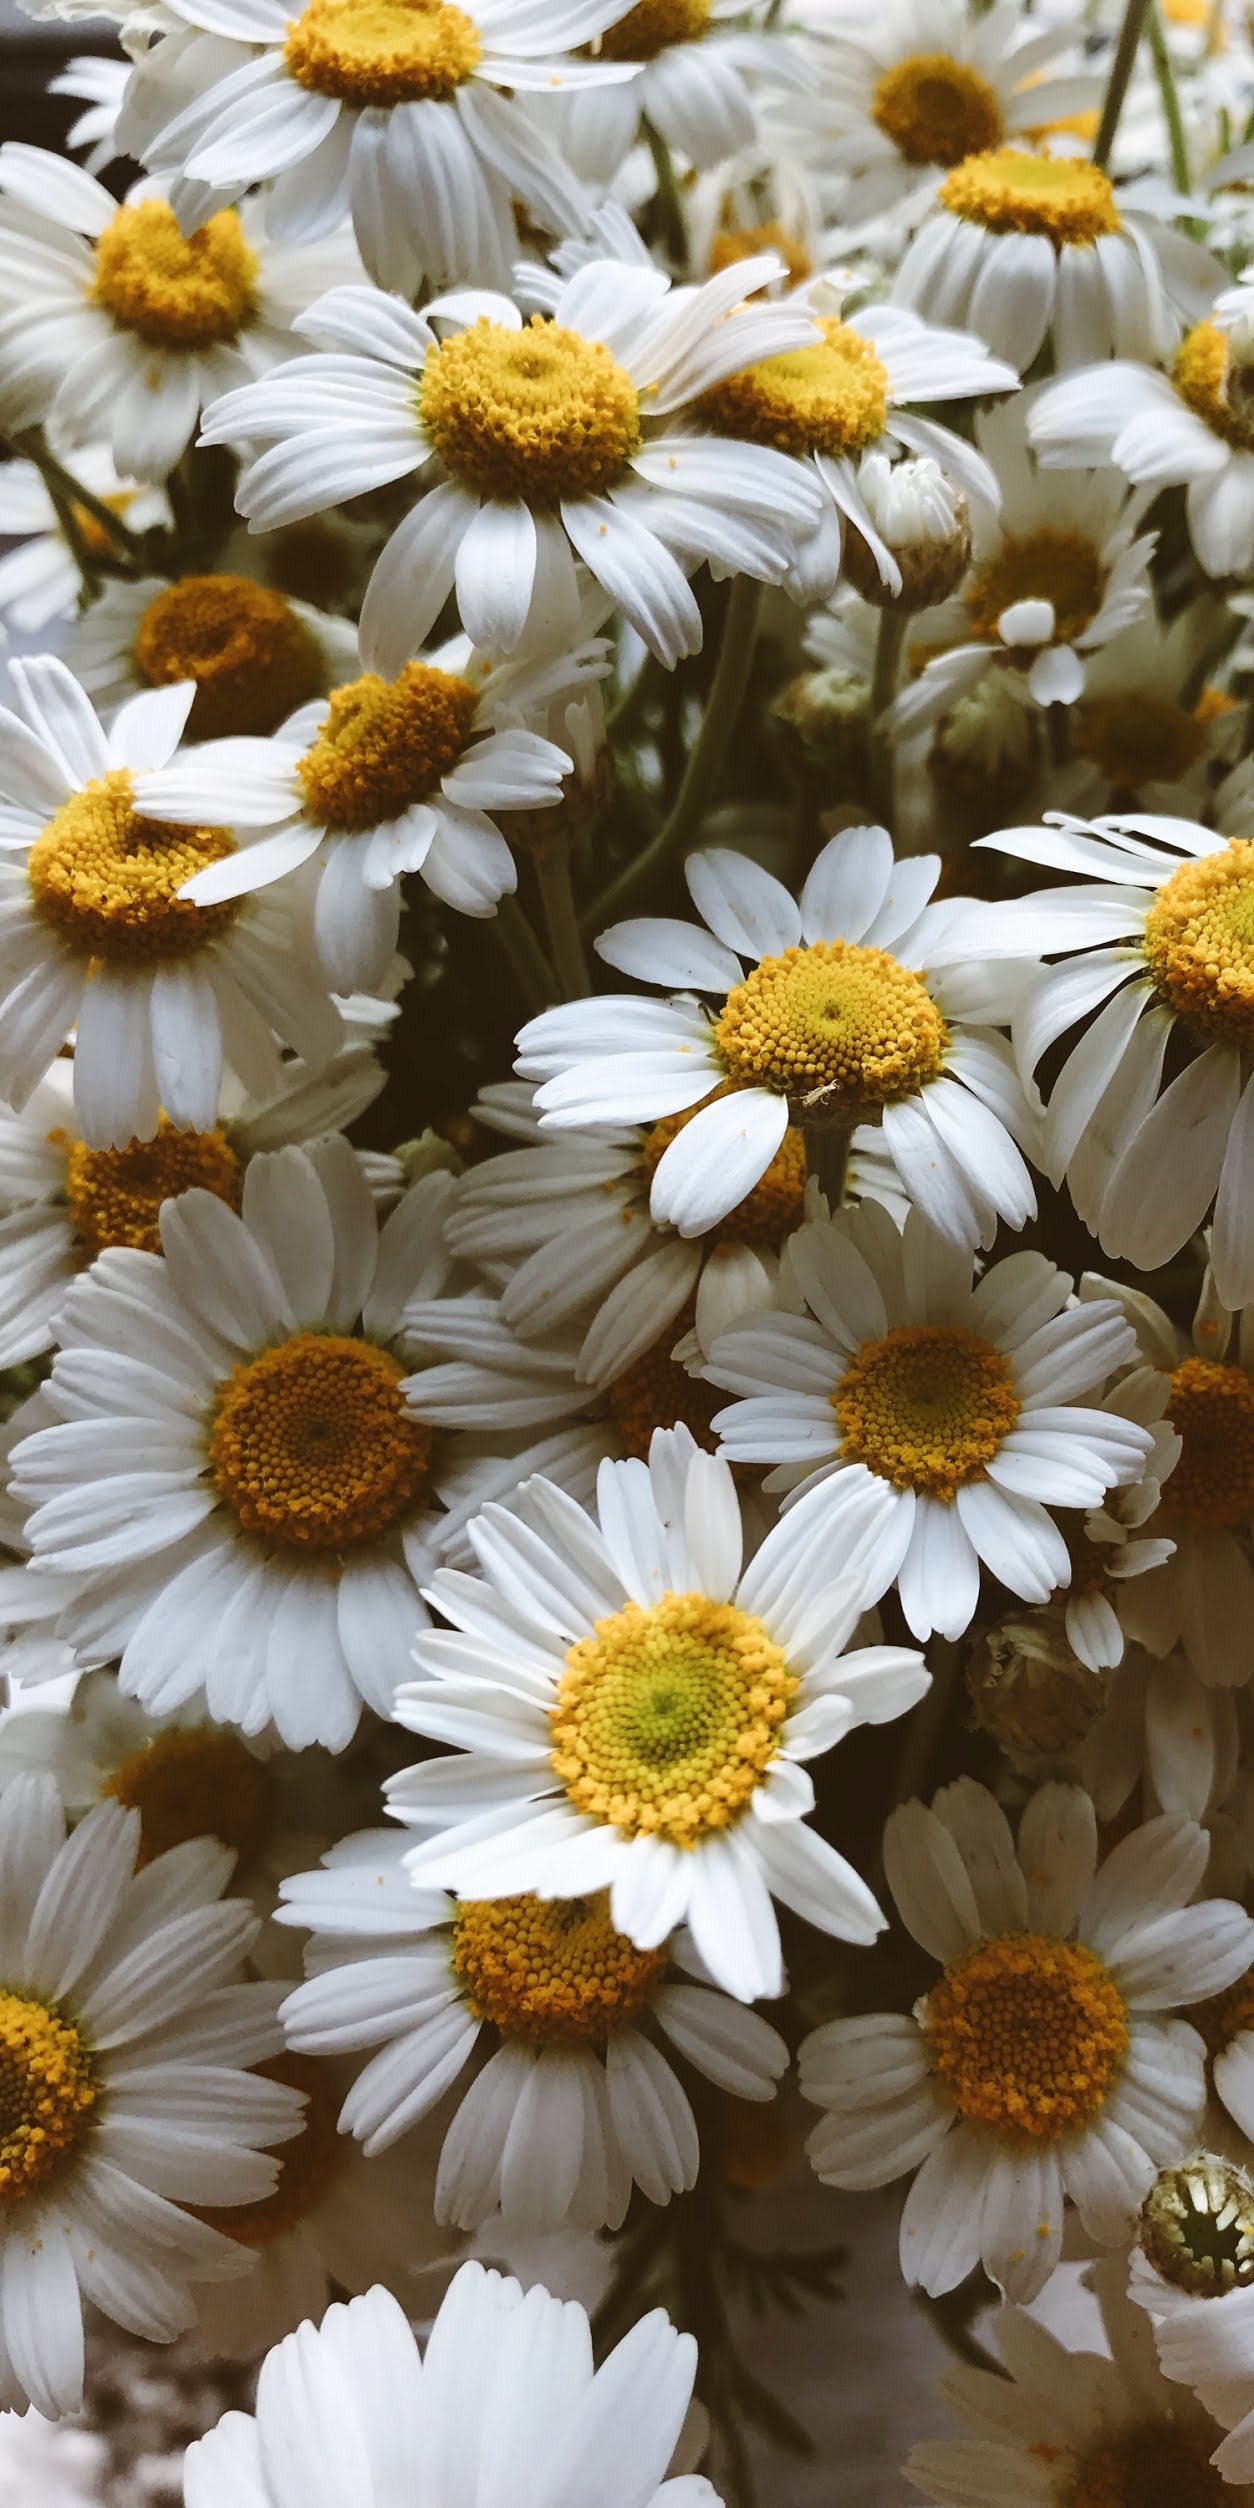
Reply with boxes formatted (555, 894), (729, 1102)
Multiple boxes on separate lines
(868, 607), (905, 829)
(6, 432), (145, 563)
(535, 843), (590, 1000)
(1093, 0), (1154, 168)
(645, 120), (687, 270)
(492, 894), (557, 1015)
(43, 479), (104, 604)
(803, 1117), (851, 1210)
(583, 577), (761, 933)
(1146, 0), (1192, 197)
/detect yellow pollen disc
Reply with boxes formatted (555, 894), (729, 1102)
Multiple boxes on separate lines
(418, 317), (641, 504)
(133, 575), (325, 742)
(1188, 1960), (1254, 2062)
(196, 2055), (342, 2244)
(639, 1090), (807, 1247)
(60, 1117), (241, 1260)
(452, 1891), (667, 2043)
(872, 52), (1004, 168)
(285, 0), (482, 103)
(1142, 840), (1254, 1050)
(600, 0), (709, 55)
(92, 200), (257, 351)
(1066, 2431), (1225, 2508)
(1160, 1356), (1254, 1527)
(938, 148), (1120, 245)
(714, 940), (949, 1117)
(28, 771), (238, 966)
(708, 222), (812, 288)
(1173, 319), (1254, 451)
(103, 1726), (275, 1869)
(698, 318), (890, 460)
(965, 528), (1104, 647)
(925, 1932), (1128, 2142)
(834, 1323), (1019, 1498)
(551, 1590), (798, 1848)
(1072, 693), (1205, 792)
(607, 1297), (725, 1463)
(0, 1992), (97, 2204)
(208, 1332), (434, 1551)
(296, 664), (479, 833)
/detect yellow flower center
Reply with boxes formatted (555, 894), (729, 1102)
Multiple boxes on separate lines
(1173, 319), (1254, 452)
(939, 148), (1120, 245)
(607, 1297), (725, 1462)
(208, 1332), (434, 1551)
(59, 1117), (241, 1260)
(1142, 840), (1254, 1050)
(0, 1992), (97, 2204)
(639, 1092), (807, 1246)
(1066, 2432), (1225, 2508)
(1072, 693), (1206, 791)
(965, 528), (1104, 647)
(714, 940), (949, 1118)
(418, 318), (642, 504)
(834, 1323), (1020, 1498)
(284, 0), (482, 104)
(708, 222), (812, 287)
(698, 318), (890, 460)
(1159, 1356), (1254, 1529)
(92, 200), (258, 351)
(196, 2055), (342, 2245)
(925, 1932), (1129, 2143)
(599, 0), (709, 58)
(550, 1590), (797, 1847)
(872, 53), (1004, 168)
(103, 1727), (275, 1869)
(452, 1891), (667, 2042)
(296, 665), (479, 833)
(28, 771), (238, 966)
(132, 576), (325, 742)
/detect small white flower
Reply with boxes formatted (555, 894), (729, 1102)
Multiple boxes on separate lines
(801, 1776), (1254, 2302)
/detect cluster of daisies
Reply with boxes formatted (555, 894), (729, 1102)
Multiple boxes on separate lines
(11, 0), (1254, 2497)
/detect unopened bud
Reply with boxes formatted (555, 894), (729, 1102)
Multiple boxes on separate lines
(843, 453), (971, 612)
(929, 667), (1044, 824)
(1141, 2155), (1254, 2296)
(967, 1605), (1105, 1763)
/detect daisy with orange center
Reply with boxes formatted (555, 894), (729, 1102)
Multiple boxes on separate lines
(802, 1775), (1254, 2304)
(68, 571), (360, 742)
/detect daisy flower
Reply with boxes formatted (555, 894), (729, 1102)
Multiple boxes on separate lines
(1133, 2156), (1254, 2484)
(1078, 1644), (1238, 1828)
(0, 657), (341, 1153)
(703, 1199), (1154, 1643)
(1036, 607), (1242, 822)
(543, 0), (806, 183)
(892, 152), (1220, 374)
(906, 2256), (1250, 2506)
(0, 1767), (305, 2417)
(0, 449), (167, 639)
(138, 0), (640, 303)
(6, 1140), (463, 1753)
(183, 2265), (723, 2508)
(0, 148), (360, 484)
(277, 1825), (788, 2233)
(137, 633), (610, 985)
(197, 259), (826, 669)
(954, 808), (1254, 1312)
(390, 1425), (930, 2004)
(516, 824), (1040, 1255)
(800, 1776), (1254, 2302)
(888, 396), (1157, 727)
(67, 570), (359, 743)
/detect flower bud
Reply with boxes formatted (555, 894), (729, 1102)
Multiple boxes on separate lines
(1141, 2154), (1254, 2296)
(843, 453), (971, 612)
(967, 1604), (1106, 1764)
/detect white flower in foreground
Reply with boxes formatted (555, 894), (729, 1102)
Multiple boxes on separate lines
(704, 1200), (1154, 1643)
(0, 1768), (303, 2417)
(907, 2257), (1248, 2506)
(199, 259), (825, 668)
(278, 1826), (787, 2231)
(7, 1142), (459, 1751)
(801, 1777), (1254, 2302)
(0, 657), (341, 1153)
(516, 825), (1039, 1254)
(68, 570), (359, 741)
(0, 148), (358, 482)
(391, 1426), (930, 2003)
(0, 450), (167, 637)
(184, 2266), (722, 2508)
(953, 809), (1254, 1311)
(893, 151), (1219, 373)
(139, 635), (609, 983)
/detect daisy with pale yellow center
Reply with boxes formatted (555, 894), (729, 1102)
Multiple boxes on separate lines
(276, 1823), (787, 2233)
(516, 823), (1040, 1256)
(198, 256), (826, 668)
(802, 1775), (1254, 2303)
(392, 1424), (929, 2003)
(0, 147), (360, 483)
(703, 1198), (1153, 1643)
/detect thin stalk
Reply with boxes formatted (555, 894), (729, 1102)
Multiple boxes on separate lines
(1093, 0), (1154, 168)
(492, 894), (557, 1015)
(645, 120), (687, 269)
(583, 577), (761, 933)
(1146, 1), (1192, 197)
(803, 1118), (851, 1210)
(868, 606), (905, 828)
(7, 433), (145, 562)
(42, 478), (104, 604)
(535, 843), (590, 1000)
